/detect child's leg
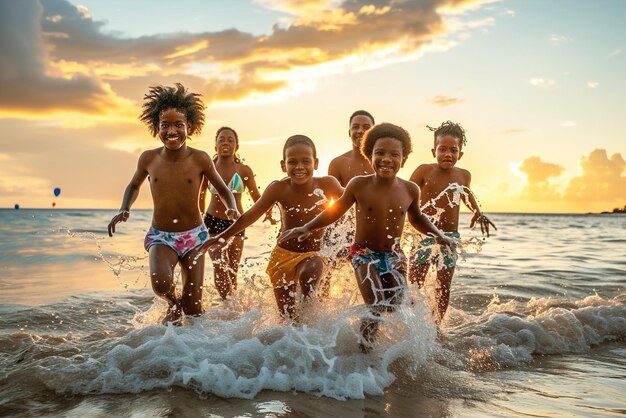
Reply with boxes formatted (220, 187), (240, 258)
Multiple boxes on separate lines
(434, 266), (455, 325)
(354, 264), (384, 350)
(408, 262), (430, 287)
(149, 245), (181, 323)
(208, 236), (244, 299)
(380, 270), (406, 309)
(225, 235), (244, 292)
(179, 250), (207, 317)
(294, 256), (325, 299)
(270, 272), (297, 320)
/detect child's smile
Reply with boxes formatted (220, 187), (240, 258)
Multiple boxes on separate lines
(282, 143), (318, 185)
(371, 137), (404, 178)
(158, 109), (189, 151)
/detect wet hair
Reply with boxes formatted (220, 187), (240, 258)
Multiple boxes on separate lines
(360, 123), (412, 162)
(427, 120), (467, 148)
(349, 110), (375, 126)
(282, 135), (317, 159)
(139, 83), (205, 137)
(214, 126), (241, 163)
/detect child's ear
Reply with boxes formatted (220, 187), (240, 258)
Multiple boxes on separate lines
(431, 148), (436, 158)
(401, 157), (407, 167)
(458, 150), (464, 160)
(314, 158), (319, 170)
(280, 160), (287, 173)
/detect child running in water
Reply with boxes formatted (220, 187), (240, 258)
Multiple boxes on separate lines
(199, 126), (276, 300)
(200, 135), (343, 320)
(408, 121), (496, 325)
(279, 123), (454, 350)
(107, 83), (239, 325)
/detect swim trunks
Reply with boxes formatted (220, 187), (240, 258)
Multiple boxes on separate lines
(266, 246), (326, 286)
(412, 231), (460, 269)
(348, 243), (407, 276)
(144, 223), (209, 258)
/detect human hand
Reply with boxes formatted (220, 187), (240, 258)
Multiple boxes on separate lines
(436, 234), (457, 253)
(225, 208), (240, 220)
(107, 210), (129, 237)
(470, 212), (497, 237)
(194, 235), (225, 255)
(278, 227), (310, 245)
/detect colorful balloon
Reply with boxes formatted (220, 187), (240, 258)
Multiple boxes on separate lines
(52, 202), (56, 208)
(14, 204), (20, 210)
(53, 187), (61, 197)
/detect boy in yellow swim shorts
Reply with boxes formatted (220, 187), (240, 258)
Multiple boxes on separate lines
(201, 135), (343, 320)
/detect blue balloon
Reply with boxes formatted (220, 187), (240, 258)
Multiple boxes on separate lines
(53, 187), (61, 197)
(14, 203), (20, 210)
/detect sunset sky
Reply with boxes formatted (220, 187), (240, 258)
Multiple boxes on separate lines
(1, 0), (625, 213)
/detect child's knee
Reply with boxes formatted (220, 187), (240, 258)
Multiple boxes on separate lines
(151, 274), (174, 295)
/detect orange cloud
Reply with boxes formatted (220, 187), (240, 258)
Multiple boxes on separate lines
(565, 149), (626, 202)
(426, 94), (465, 106)
(517, 150), (626, 205)
(0, 1), (132, 117)
(518, 156), (564, 201)
(0, 0), (498, 117)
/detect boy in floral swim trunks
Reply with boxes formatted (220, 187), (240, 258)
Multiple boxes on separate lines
(280, 123), (454, 350)
(408, 121), (496, 325)
(108, 83), (239, 325)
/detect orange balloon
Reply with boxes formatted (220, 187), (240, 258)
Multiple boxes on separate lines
(52, 202), (56, 207)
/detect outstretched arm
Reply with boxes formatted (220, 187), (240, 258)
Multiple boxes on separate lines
(278, 180), (353, 244)
(198, 182), (280, 253)
(462, 174), (497, 237)
(244, 165), (277, 225)
(108, 155), (148, 237)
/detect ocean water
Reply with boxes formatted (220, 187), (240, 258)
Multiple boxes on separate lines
(0, 208), (624, 417)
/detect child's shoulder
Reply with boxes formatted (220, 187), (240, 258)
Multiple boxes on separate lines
(330, 150), (352, 163)
(186, 146), (210, 158)
(451, 166), (471, 181)
(138, 147), (162, 161)
(412, 163), (438, 174)
(315, 175), (342, 186)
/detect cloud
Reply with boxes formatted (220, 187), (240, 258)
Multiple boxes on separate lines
(549, 34), (570, 46)
(0, 0), (498, 118)
(529, 78), (555, 87)
(608, 48), (623, 58)
(587, 81), (599, 88)
(425, 94), (465, 106)
(0, 1), (133, 117)
(565, 149), (626, 202)
(561, 121), (576, 127)
(517, 156), (564, 201)
(516, 150), (626, 204)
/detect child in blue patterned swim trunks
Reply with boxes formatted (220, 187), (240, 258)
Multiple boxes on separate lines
(408, 121), (496, 325)
(108, 84), (239, 325)
(280, 123), (454, 351)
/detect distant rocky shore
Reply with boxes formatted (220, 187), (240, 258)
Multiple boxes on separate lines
(598, 205), (626, 214)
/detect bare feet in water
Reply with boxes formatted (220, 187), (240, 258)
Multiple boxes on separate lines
(162, 304), (183, 326)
